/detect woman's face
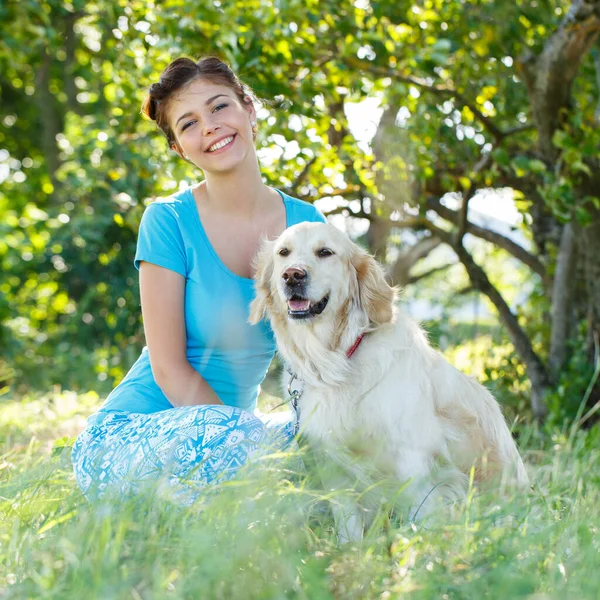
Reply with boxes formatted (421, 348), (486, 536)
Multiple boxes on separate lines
(166, 78), (256, 174)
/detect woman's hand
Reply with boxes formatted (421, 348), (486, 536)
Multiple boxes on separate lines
(139, 261), (223, 406)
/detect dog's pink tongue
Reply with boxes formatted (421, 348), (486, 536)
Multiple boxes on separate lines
(288, 299), (310, 311)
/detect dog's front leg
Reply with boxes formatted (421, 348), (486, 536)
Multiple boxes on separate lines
(305, 442), (367, 543)
(319, 465), (365, 543)
(330, 495), (364, 544)
(394, 449), (462, 522)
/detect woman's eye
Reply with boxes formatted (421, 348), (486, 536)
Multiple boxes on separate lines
(317, 248), (334, 258)
(181, 120), (196, 132)
(278, 248), (290, 257)
(213, 103), (228, 112)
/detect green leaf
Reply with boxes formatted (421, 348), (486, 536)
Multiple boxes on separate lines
(493, 147), (510, 167)
(528, 159), (546, 173)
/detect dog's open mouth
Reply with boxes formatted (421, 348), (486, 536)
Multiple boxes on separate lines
(287, 295), (329, 319)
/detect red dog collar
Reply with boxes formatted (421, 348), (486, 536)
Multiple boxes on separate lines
(346, 333), (365, 359)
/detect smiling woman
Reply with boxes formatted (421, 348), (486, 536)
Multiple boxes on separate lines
(71, 56), (326, 502)
(166, 78), (256, 174)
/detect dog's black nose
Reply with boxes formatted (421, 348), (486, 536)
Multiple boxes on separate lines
(282, 267), (307, 285)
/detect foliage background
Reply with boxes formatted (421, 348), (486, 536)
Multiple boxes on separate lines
(1, 0), (600, 424)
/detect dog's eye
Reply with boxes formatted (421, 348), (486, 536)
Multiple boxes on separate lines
(278, 247), (290, 257)
(317, 248), (334, 258)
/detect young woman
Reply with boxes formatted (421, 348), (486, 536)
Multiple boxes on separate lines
(71, 56), (326, 501)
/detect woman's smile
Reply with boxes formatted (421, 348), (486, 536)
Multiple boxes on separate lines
(206, 134), (236, 154)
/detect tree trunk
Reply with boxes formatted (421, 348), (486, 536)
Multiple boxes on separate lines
(366, 216), (391, 261)
(576, 215), (600, 354)
(520, 0), (600, 160)
(549, 223), (576, 376)
(35, 49), (62, 187)
(518, 1), (600, 405)
(64, 12), (83, 115)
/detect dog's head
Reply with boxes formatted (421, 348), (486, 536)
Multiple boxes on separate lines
(249, 222), (397, 328)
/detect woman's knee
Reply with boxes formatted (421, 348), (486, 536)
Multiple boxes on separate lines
(71, 426), (109, 498)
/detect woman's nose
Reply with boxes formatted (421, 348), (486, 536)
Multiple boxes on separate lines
(203, 119), (221, 136)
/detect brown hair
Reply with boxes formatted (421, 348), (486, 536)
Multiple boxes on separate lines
(141, 56), (256, 147)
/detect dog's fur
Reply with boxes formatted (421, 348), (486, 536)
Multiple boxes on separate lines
(249, 222), (529, 542)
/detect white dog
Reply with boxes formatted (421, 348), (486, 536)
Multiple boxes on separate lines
(249, 222), (529, 542)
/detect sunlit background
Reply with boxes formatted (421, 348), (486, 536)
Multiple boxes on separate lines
(1, 0), (599, 425)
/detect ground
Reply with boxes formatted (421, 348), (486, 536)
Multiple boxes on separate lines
(1, 390), (599, 599)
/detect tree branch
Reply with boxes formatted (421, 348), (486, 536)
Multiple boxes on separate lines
(502, 123), (537, 137)
(426, 197), (548, 282)
(318, 202), (370, 220)
(323, 186), (362, 198)
(292, 156), (317, 190)
(424, 223), (551, 419)
(408, 262), (455, 285)
(293, 185), (362, 208)
(327, 97), (349, 148)
(389, 236), (441, 286)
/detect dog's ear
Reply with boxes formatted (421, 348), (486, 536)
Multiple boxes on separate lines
(248, 239), (275, 325)
(351, 247), (397, 325)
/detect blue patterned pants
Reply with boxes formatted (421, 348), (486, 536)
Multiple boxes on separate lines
(71, 405), (295, 503)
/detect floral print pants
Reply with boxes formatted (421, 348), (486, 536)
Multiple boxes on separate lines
(71, 405), (295, 503)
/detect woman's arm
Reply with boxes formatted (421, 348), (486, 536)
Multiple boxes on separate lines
(139, 261), (223, 406)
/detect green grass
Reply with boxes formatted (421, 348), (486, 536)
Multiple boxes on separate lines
(1, 392), (599, 599)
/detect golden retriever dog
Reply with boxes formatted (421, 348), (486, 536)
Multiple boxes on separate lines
(249, 222), (529, 542)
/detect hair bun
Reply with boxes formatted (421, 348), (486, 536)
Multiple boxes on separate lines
(149, 82), (163, 95)
(141, 95), (156, 121)
(143, 83), (168, 120)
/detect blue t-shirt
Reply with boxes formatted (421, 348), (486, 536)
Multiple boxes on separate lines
(94, 187), (325, 418)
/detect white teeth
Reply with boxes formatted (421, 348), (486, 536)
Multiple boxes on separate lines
(207, 136), (234, 152)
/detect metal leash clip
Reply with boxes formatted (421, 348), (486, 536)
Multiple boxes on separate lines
(287, 372), (302, 435)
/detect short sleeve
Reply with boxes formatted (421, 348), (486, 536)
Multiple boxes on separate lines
(313, 206), (327, 223)
(134, 202), (187, 277)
